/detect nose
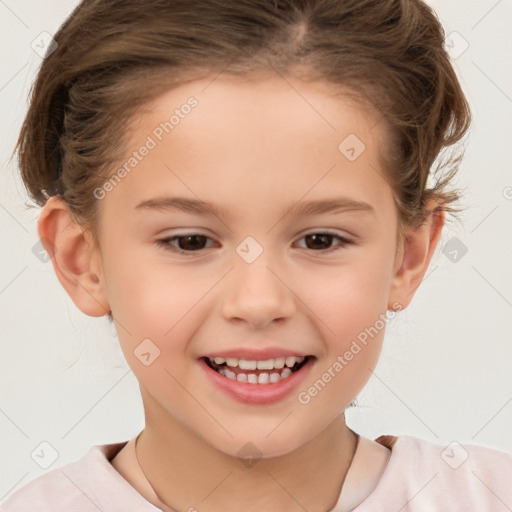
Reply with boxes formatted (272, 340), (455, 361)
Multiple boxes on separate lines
(220, 256), (297, 329)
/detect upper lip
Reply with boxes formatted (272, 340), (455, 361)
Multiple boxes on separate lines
(201, 347), (312, 360)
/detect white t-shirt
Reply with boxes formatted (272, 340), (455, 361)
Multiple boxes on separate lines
(2, 434), (511, 511)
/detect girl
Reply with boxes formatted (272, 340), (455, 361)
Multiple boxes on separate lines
(3, 0), (511, 510)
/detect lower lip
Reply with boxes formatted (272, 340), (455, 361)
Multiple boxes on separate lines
(199, 358), (314, 405)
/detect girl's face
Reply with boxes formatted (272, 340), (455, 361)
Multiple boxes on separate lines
(94, 75), (403, 457)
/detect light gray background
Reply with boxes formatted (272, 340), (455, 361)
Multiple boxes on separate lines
(1, 0), (511, 502)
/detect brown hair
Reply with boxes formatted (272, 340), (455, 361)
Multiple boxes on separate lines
(13, 0), (471, 244)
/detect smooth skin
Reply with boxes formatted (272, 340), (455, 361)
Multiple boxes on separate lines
(38, 73), (444, 511)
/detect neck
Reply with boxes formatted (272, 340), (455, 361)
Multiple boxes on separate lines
(136, 392), (358, 512)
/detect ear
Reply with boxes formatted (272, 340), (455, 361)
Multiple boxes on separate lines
(37, 196), (110, 317)
(387, 198), (445, 310)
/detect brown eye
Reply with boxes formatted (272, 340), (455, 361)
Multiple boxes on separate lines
(175, 235), (208, 251)
(296, 232), (352, 253)
(304, 234), (335, 250)
(156, 234), (215, 253)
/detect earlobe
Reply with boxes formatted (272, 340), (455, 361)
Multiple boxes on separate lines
(388, 200), (445, 310)
(37, 197), (110, 317)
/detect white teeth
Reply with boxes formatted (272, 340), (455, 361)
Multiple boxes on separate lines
(239, 359), (257, 370)
(216, 367), (297, 384)
(258, 373), (270, 384)
(247, 374), (258, 384)
(226, 357), (238, 367)
(256, 359), (274, 370)
(273, 357), (285, 369)
(281, 368), (292, 379)
(270, 372), (281, 383)
(211, 355), (305, 370)
(209, 355), (310, 384)
(224, 369), (236, 380)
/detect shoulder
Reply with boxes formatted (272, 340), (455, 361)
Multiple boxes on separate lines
(352, 434), (512, 511)
(1, 442), (160, 512)
(390, 434), (512, 477)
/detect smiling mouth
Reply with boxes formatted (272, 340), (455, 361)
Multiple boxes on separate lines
(202, 355), (312, 384)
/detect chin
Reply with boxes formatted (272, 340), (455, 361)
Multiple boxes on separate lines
(203, 424), (315, 461)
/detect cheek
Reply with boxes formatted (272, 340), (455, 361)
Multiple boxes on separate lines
(293, 262), (390, 415)
(295, 254), (395, 345)
(290, 247), (395, 406)
(102, 255), (215, 414)
(102, 248), (227, 368)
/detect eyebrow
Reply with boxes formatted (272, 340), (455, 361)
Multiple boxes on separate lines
(134, 196), (375, 218)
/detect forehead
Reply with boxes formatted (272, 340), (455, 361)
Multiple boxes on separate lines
(106, 74), (393, 218)
(137, 74), (383, 146)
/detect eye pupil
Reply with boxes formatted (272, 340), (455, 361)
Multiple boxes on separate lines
(179, 235), (207, 250)
(305, 234), (333, 250)
(162, 232), (346, 254)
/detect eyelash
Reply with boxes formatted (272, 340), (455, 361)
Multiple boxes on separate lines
(155, 231), (353, 255)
